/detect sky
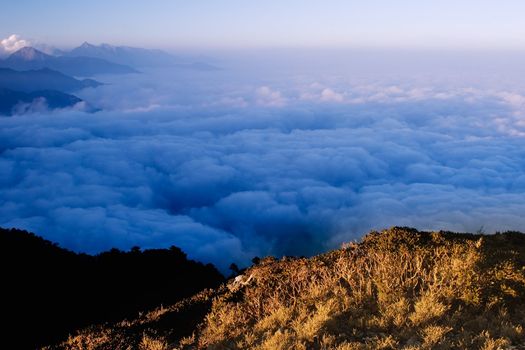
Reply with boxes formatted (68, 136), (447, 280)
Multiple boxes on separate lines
(2, 0), (525, 50)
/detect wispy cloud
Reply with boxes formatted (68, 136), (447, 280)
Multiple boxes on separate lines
(255, 86), (287, 107)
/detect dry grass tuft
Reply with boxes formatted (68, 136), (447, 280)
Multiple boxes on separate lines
(48, 227), (525, 349)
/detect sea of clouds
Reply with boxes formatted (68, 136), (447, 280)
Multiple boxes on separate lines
(2, 49), (525, 270)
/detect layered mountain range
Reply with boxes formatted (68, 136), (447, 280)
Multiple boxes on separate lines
(0, 41), (218, 116)
(0, 88), (84, 116)
(0, 67), (101, 92)
(67, 41), (220, 70)
(0, 46), (137, 76)
(67, 41), (180, 67)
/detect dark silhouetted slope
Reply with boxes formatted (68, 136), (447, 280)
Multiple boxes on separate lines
(0, 227), (224, 349)
(0, 68), (101, 92)
(0, 88), (83, 116)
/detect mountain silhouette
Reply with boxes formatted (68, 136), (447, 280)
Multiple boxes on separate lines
(0, 227), (224, 349)
(0, 47), (137, 76)
(0, 88), (84, 116)
(68, 42), (220, 70)
(7, 46), (49, 61)
(68, 42), (180, 67)
(0, 67), (101, 93)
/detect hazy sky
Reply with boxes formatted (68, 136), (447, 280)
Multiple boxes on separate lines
(2, 0), (525, 49)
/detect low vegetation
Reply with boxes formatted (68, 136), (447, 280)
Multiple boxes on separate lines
(49, 227), (525, 349)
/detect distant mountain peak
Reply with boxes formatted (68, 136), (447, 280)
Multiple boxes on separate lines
(79, 41), (95, 48)
(8, 47), (50, 61)
(67, 42), (181, 67)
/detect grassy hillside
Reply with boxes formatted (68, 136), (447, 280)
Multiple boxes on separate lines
(49, 227), (525, 350)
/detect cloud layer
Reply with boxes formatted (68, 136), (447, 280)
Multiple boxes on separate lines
(2, 53), (525, 270)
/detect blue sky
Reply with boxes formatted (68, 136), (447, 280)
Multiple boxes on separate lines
(2, 0), (525, 49)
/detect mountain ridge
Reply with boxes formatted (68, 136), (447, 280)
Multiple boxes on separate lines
(7, 46), (49, 61)
(68, 41), (181, 67)
(68, 42), (221, 70)
(0, 47), (138, 76)
(0, 88), (85, 116)
(0, 227), (224, 349)
(0, 67), (101, 92)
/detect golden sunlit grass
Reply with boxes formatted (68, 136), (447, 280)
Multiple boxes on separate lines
(49, 227), (525, 350)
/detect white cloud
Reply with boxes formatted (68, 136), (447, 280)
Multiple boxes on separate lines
(320, 88), (344, 102)
(0, 34), (31, 56)
(256, 86), (287, 107)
